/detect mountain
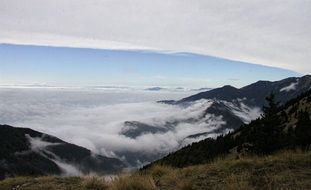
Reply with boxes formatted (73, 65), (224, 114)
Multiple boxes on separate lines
(167, 75), (311, 132)
(116, 75), (311, 166)
(124, 76), (311, 140)
(146, 89), (311, 168)
(180, 75), (311, 105)
(145, 87), (167, 91)
(121, 121), (169, 138)
(11, 90), (309, 189)
(0, 125), (125, 179)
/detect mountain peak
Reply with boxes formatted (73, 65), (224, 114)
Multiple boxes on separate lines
(222, 85), (237, 89)
(178, 75), (310, 105)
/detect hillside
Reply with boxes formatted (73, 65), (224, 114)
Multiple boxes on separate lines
(116, 75), (311, 165)
(125, 75), (311, 142)
(1, 150), (310, 190)
(147, 89), (311, 168)
(0, 125), (125, 179)
(177, 75), (311, 133)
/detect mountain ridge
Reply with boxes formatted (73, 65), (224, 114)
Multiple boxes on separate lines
(117, 75), (311, 166)
(179, 75), (311, 104)
(0, 125), (125, 179)
(146, 89), (311, 168)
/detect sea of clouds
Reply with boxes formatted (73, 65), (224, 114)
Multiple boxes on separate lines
(0, 86), (259, 166)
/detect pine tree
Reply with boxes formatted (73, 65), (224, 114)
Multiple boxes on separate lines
(262, 93), (279, 117)
(295, 111), (311, 151)
(254, 93), (283, 154)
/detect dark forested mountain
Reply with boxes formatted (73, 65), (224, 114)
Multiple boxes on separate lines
(0, 125), (125, 179)
(168, 75), (311, 132)
(121, 121), (169, 138)
(147, 90), (311, 168)
(125, 75), (311, 140)
(179, 75), (311, 106)
(117, 76), (311, 166)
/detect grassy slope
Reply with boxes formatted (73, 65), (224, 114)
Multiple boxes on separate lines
(148, 151), (311, 190)
(1, 150), (311, 190)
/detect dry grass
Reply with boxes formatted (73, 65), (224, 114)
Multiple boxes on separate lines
(109, 174), (156, 190)
(1, 150), (311, 190)
(0, 176), (84, 190)
(82, 176), (109, 190)
(144, 150), (311, 190)
(147, 164), (173, 179)
(0, 175), (155, 190)
(157, 171), (193, 190)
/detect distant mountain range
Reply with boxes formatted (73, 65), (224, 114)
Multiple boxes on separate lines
(147, 86), (311, 168)
(0, 125), (124, 179)
(179, 75), (311, 105)
(144, 87), (212, 92)
(163, 75), (311, 130)
(0, 84), (211, 92)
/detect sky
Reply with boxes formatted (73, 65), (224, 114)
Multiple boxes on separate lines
(0, 44), (300, 88)
(0, 0), (309, 87)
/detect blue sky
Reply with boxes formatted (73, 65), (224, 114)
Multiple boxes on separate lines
(0, 44), (301, 88)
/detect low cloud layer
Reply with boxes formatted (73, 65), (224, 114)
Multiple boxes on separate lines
(1, 0), (310, 73)
(26, 135), (83, 176)
(0, 87), (260, 165)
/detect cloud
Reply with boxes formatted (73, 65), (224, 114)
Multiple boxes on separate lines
(25, 134), (61, 151)
(0, 0), (310, 73)
(223, 100), (262, 123)
(52, 160), (83, 176)
(0, 87), (260, 166)
(26, 134), (83, 176)
(280, 80), (299, 92)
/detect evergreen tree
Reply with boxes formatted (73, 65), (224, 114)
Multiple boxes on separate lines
(262, 93), (279, 117)
(253, 93), (283, 154)
(295, 111), (311, 151)
(286, 126), (296, 148)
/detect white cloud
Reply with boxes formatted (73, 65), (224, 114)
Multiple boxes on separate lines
(26, 134), (83, 176)
(0, 88), (231, 165)
(25, 134), (61, 151)
(223, 100), (262, 123)
(52, 160), (83, 176)
(0, 0), (310, 73)
(280, 81), (299, 92)
(0, 88), (262, 166)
